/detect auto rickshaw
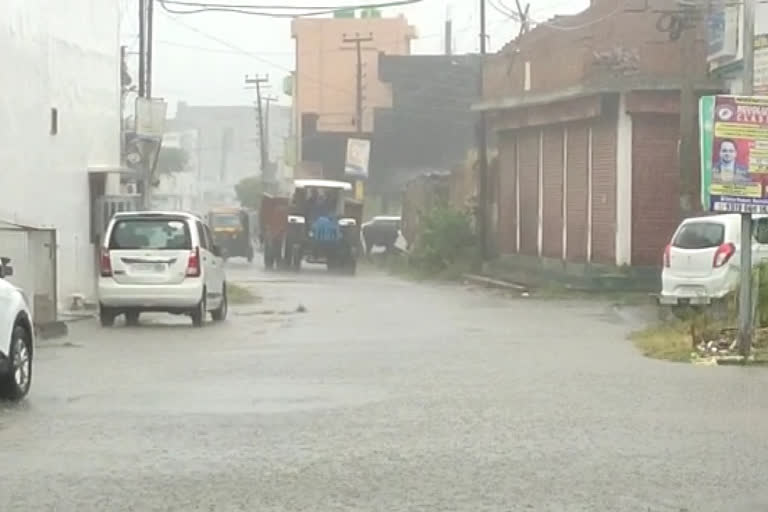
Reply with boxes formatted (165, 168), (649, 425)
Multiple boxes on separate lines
(207, 207), (254, 262)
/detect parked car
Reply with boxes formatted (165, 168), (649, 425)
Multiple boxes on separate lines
(0, 257), (34, 401)
(98, 211), (228, 327)
(660, 213), (768, 306)
(362, 216), (401, 255)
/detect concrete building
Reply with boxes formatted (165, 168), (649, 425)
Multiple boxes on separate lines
(0, 1), (122, 303)
(171, 103), (262, 209)
(477, 0), (721, 277)
(170, 102), (292, 209)
(152, 129), (200, 213)
(291, 14), (416, 137)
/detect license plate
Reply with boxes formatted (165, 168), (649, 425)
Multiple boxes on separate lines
(133, 263), (165, 273)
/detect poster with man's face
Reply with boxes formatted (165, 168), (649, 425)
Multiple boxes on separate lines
(708, 95), (768, 213)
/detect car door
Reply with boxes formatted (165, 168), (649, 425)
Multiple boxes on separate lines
(195, 221), (217, 304)
(203, 223), (225, 299)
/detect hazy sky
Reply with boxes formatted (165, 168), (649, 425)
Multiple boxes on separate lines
(119, 0), (588, 109)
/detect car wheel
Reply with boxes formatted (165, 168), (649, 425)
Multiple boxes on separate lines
(125, 311), (140, 326)
(211, 284), (228, 322)
(99, 306), (116, 327)
(191, 293), (206, 327)
(0, 325), (32, 401)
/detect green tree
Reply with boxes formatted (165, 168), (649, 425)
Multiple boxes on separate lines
(155, 147), (189, 175)
(235, 176), (264, 209)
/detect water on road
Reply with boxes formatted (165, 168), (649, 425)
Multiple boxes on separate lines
(2, 263), (768, 511)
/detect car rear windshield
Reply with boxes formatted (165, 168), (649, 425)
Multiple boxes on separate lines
(672, 222), (725, 249)
(109, 218), (192, 250)
(211, 214), (241, 228)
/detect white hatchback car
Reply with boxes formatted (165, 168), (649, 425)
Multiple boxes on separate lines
(98, 211), (228, 327)
(0, 257), (34, 401)
(660, 213), (768, 306)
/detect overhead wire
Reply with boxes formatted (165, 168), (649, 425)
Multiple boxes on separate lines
(157, 0), (423, 17)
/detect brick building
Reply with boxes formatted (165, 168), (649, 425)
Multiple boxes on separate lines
(476, 0), (721, 271)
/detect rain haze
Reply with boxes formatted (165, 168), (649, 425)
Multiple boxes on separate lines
(5, 1), (768, 511)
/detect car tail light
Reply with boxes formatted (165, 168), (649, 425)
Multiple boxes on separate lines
(100, 248), (112, 277)
(186, 247), (201, 277)
(713, 242), (736, 268)
(663, 244), (671, 268)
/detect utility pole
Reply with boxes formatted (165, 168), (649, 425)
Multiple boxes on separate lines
(445, 7), (453, 55)
(245, 74), (269, 184)
(146, 0), (154, 98)
(477, 0), (489, 260)
(678, 3), (698, 215)
(739, 0), (757, 358)
(342, 33), (373, 133)
(264, 96), (278, 164)
(138, 0), (146, 98)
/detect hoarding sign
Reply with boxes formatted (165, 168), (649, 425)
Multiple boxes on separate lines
(344, 138), (371, 178)
(754, 35), (768, 95)
(705, 95), (768, 213)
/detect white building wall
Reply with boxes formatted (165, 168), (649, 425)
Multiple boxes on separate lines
(0, 1), (121, 303)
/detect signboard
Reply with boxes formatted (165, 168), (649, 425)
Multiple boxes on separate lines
(704, 95), (768, 213)
(344, 138), (371, 178)
(755, 35), (768, 95)
(707, 3), (738, 62)
(135, 97), (168, 137)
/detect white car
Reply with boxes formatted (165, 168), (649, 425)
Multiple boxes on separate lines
(98, 211), (228, 327)
(660, 213), (768, 306)
(0, 257), (34, 401)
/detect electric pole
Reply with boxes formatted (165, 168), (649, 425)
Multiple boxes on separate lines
(342, 33), (373, 133)
(245, 74), (270, 184)
(146, 0), (154, 98)
(739, 0), (757, 358)
(477, 0), (489, 260)
(138, 0), (146, 98)
(264, 95), (278, 165)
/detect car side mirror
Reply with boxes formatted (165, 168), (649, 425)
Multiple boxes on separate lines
(211, 244), (222, 257)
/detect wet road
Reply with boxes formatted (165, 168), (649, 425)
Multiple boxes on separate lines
(2, 263), (768, 511)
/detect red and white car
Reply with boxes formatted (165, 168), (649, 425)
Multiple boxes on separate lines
(660, 213), (768, 306)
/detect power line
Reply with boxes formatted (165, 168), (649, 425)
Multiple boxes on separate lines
(158, 0), (423, 17)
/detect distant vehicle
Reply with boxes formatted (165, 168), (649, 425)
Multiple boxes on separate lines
(284, 179), (359, 274)
(660, 213), (768, 306)
(362, 216), (401, 255)
(259, 194), (290, 270)
(0, 257), (34, 401)
(207, 207), (254, 263)
(98, 211), (228, 327)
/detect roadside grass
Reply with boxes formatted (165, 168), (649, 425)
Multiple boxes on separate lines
(227, 283), (261, 305)
(629, 321), (693, 363)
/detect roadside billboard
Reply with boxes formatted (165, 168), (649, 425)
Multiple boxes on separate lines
(702, 95), (768, 213)
(344, 138), (371, 179)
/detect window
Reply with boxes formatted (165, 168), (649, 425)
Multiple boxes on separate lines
(109, 218), (191, 250)
(203, 224), (215, 250)
(196, 221), (209, 249)
(673, 222), (725, 249)
(50, 108), (58, 135)
(210, 213), (240, 228)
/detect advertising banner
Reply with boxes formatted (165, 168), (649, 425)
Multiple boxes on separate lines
(706, 95), (768, 213)
(344, 138), (371, 179)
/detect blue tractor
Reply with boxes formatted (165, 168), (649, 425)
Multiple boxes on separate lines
(284, 180), (359, 274)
